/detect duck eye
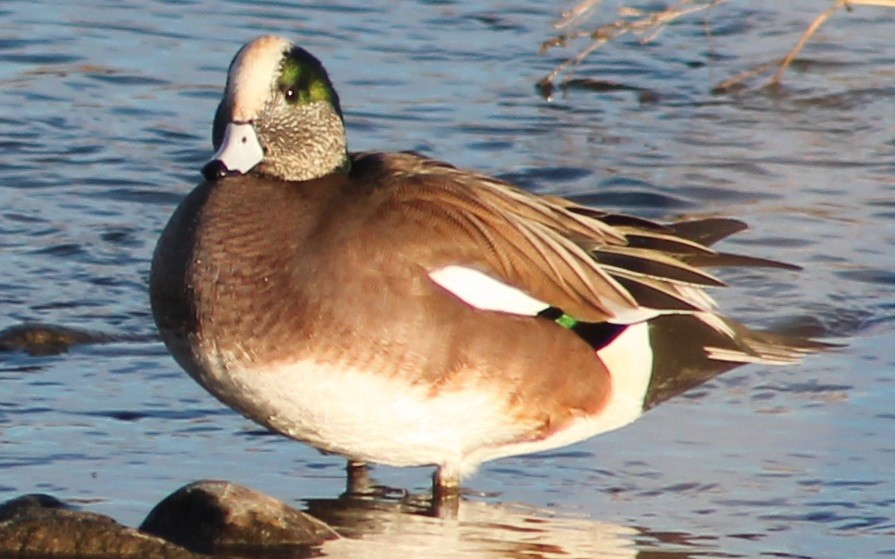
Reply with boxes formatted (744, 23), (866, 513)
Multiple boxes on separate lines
(284, 88), (297, 102)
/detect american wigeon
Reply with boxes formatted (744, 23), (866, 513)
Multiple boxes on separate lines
(150, 35), (820, 496)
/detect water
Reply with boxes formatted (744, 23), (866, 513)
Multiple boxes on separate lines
(1, 0), (893, 556)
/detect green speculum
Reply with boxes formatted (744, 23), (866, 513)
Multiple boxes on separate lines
(554, 313), (579, 329)
(538, 306), (580, 329)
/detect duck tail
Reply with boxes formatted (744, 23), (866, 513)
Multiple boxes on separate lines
(643, 313), (836, 409)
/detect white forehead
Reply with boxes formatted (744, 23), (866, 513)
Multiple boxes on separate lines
(226, 35), (293, 122)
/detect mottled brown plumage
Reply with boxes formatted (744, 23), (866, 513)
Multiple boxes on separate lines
(151, 154), (619, 428)
(150, 36), (822, 494)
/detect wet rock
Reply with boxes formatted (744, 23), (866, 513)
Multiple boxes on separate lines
(0, 493), (198, 558)
(140, 480), (339, 556)
(0, 493), (71, 520)
(0, 322), (155, 356)
(0, 322), (110, 355)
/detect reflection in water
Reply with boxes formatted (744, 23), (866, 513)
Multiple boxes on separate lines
(308, 493), (638, 559)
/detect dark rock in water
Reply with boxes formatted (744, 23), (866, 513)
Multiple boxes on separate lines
(140, 480), (339, 555)
(0, 484), (338, 557)
(0, 494), (198, 558)
(0, 322), (155, 356)
(0, 322), (109, 356)
(0, 493), (71, 521)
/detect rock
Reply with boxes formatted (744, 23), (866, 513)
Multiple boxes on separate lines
(0, 322), (127, 356)
(0, 493), (198, 558)
(0, 322), (154, 356)
(0, 493), (71, 521)
(140, 480), (339, 555)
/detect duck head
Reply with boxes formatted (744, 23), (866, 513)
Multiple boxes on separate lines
(202, 35), (350, 182)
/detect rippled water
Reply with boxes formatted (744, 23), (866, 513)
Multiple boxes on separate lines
(1, 1), (894, 557)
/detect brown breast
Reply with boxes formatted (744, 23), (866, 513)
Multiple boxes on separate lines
(150, 158), (613, 437)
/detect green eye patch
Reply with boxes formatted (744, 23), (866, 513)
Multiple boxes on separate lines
(278, 47), (340, 110)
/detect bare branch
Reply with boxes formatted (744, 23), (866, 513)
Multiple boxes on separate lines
(541, 0), (895, 96)
(711, 59), (782, 94)
(555, 0), (605, 30)
(540, 1), (727, 94)
(771, 0), (847, 85)
(846, 0), (895, 6)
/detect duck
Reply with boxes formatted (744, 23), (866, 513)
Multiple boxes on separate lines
(149, 35), (821, 497)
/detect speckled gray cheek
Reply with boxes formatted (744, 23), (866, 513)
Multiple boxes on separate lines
(255, 100), (349, 181)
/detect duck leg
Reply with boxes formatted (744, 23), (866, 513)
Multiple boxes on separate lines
(345, 460), (373, 495)
(430, 467), (461, 518)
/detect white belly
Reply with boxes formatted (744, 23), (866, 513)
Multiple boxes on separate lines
(192, 350), (531, 474)
(187, 322), (652, 479)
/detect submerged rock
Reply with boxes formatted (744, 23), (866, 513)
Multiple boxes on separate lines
(0, 493), (198, 558)
(140, 480), (339, 556)
(0, 322), (148, 356)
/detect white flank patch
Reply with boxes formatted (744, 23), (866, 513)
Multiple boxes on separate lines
(209, 122), (264, 174)
(429, 265), (549, 316)
(461, 322), (653, 471)
(594, 321), (653, 427)
(425, 265), (654, 472)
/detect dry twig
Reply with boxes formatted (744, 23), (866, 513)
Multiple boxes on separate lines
(554, 0), (604, 30)
(542, 0), (895, 95)
(539, 0), (726, 95)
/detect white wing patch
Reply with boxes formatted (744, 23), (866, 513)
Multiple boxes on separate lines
(428, 265), (661, 325)
(428, 265), (549, 316)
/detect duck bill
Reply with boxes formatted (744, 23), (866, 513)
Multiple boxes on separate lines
(202, 122), (264, 180)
